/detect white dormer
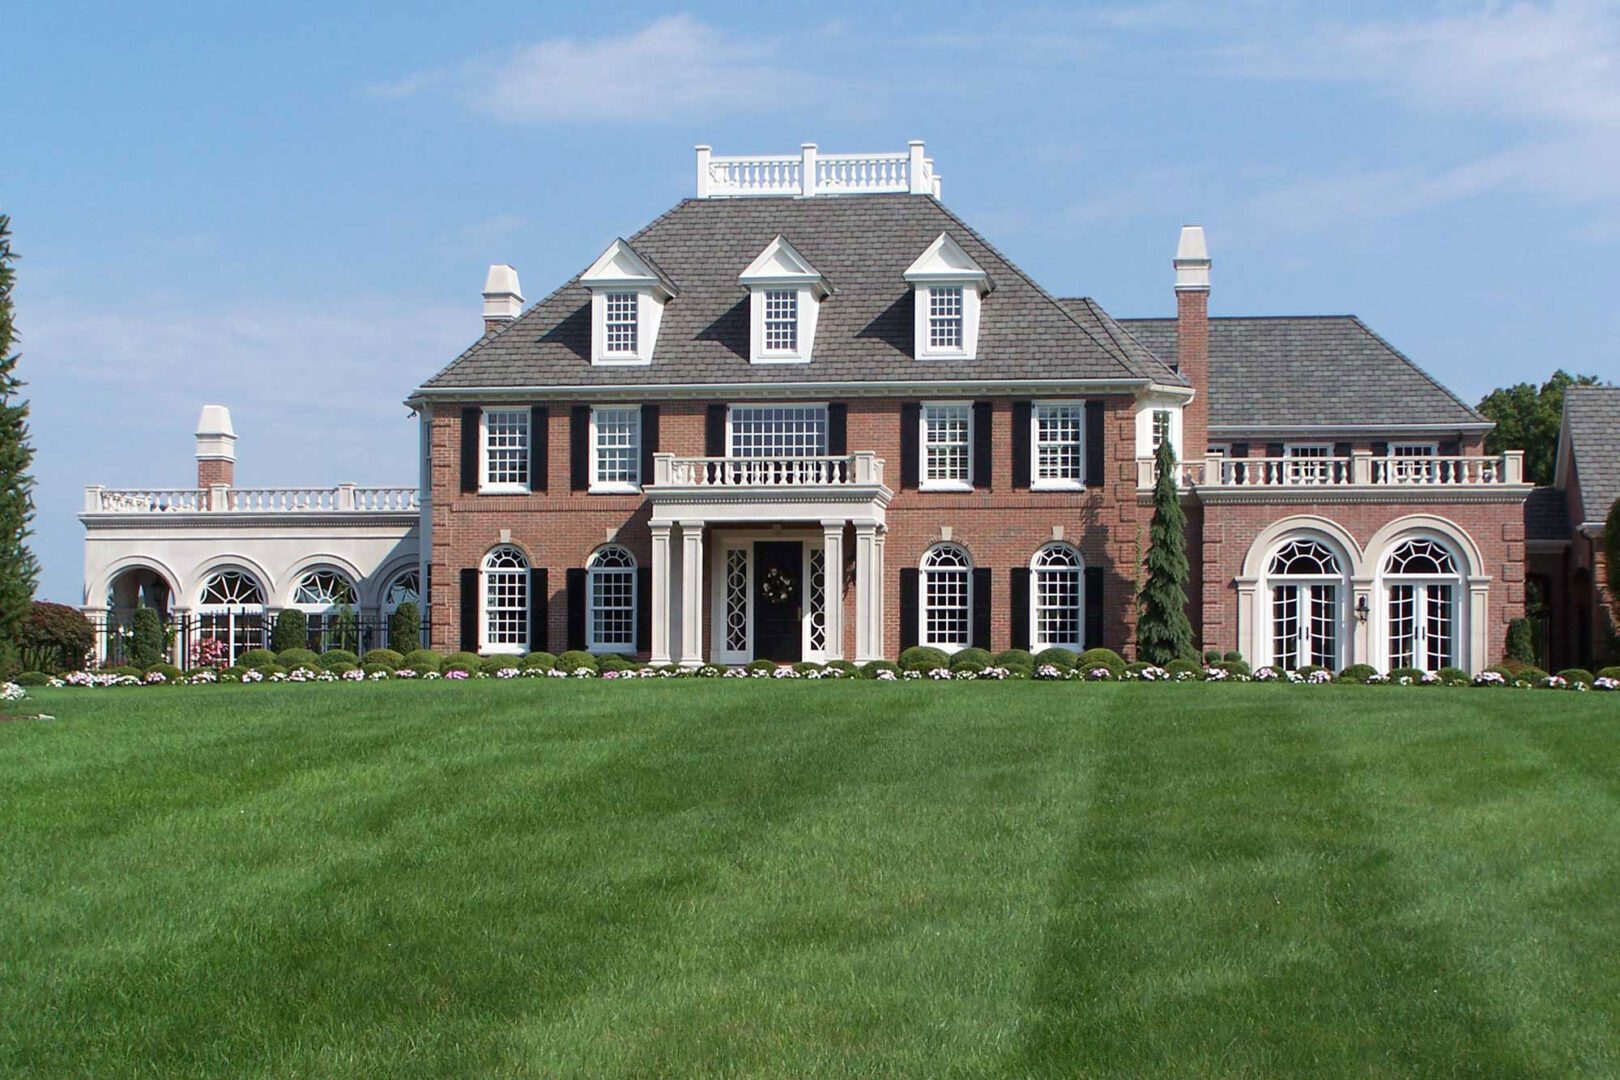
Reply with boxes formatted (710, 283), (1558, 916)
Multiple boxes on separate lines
(580, 238), (674, 365)
(739, 235), (830, 364)
(904, 233), (990, 360)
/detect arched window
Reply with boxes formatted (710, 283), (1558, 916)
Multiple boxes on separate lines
(197, 569), (267, 660)
(1267, 538), (1344, 671)
(1030, 543), (1083, 650)
(481, 547), (529, 653)
(588, 546), (637, 653)
(921, 544), (972, 653)
(1383, 538), (1460, 671)
(383, 568), (420, 613)
(290, 568), (359, 652)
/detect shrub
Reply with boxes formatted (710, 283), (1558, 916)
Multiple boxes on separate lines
(1165, 658), (1201, 678)
(388, 601), (421, 653)
(1597, 666), (1620, 682)
(1223, 651), (1244, 663)
(1557, 668), (1595, 686)
(13, 670), (50, 686)
(1504, 617), (1537, 666)
(899, 646), (951, 672)
(1125, 661), (1156, 678)
(1337, 664), (1379, 683)
(324, 661), (358, 675)
(1077, 648), (1127, 679)
(593, 654), (635, 674)
(1203, 649), (1222, 664)
(949, 647), (993, 670)
(1297, 664), (1326, 679)
(327, 605), (360, 654)
(1003, 663), (1034, 680)
(792, 661), (825, 675)
(861, 660), (901, 679)
(1212, 659), (1251, 678)
(360, 663), (393, 677)
(1517, 665), (1549, 684)
(745, 659), (777, 674)
(402, 649), (442, 673)
(110, 665), (143, 678)
(275, 647), (321, 670)
(270, 610), (308, 654)
(521, 651), (555, 672)
(320, 649), (359, 669)
(143, 662), (183, 681)
(361, 648), (404, 670)
(994, 649), (1034, 669)
(1436, 667), (1470, 685)
(826, 660), (860, 677)
(557, 650), (598, 673)
(479, 655), (511, 675)
(1033, 647), (1079, 671)
(258, 664), (289, 677)
(218, 666), (250, 681)
(237, 649), (278, 669)
(16, 601), (96, 674)
(1388, 667), (1426, 684)
(129, 606), (166, 669)
(1484, 664), (1546, 686)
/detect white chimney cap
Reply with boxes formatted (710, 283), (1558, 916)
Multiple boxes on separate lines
(195, 404), (235, 438)
(482, 264), (523, 322)
(1174, 225), (1210, 291)
(483, 264), (521, 297)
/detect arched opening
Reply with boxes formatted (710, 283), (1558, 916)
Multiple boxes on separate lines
(1265, 537), (1348, 671)
(1030, 543), (1083, 651)
(481, 546), (529, 654)
(1380, 537), (1462, 672)
(920, 543), (973, 653)
(197, 569), (267, 662)
(587, 546), (637, 654)
(382, 567), (422, 652)
(291, 568), (359, 652)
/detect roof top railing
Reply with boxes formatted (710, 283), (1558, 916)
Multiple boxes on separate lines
(696, 142), (939, 199)
(83, 485), (420, 515)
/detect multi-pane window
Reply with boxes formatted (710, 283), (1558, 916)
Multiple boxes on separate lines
(1032, 544), (1083, 650)
(198, 569), (266, 661)
(922, 404), (971, 488)
(730, 406), (828, 458)
(604, 292), (638, 354)
(1384, 538), (1459, 672)
(928, 287), (964, 350)
(588, 546), (637, 652)
(1033, 403), (1084, 486)
(482, 546), (528, 652)
(482, 408), (530, 491)
(1390, 442), (1438, 483)
(293, 569), (356, 609)
(1268, 538), (1342, 671)
(921, 544), (972, 652)
(591, 407), (641, 489)
(1284, 444), (1331, 485)
(763, 290), (798, 352)
(1152, 409), (1173, 450)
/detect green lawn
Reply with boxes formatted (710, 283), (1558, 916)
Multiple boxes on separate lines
(2, 683), (1617, 1078)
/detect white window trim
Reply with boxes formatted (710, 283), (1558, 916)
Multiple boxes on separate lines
(920, 401), (974, 492)
(1029, 544), (1085, 652)
(479, 548), (529, 656)
(1284, 442), (1333, 457)
(588, 405), (642, 494)
(1030, 400), (1087, 492)
(905, 234), (988, 361)
(725, 402), (831, 458)
(747, 285), (819, 364)
(919, 544), (974, 655)
(706, 531), (834, 666)
(588, 288), (662, 366)
(479, 407), (530, 495)
(586, 548), (638, 655)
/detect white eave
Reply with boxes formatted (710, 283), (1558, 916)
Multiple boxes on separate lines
(739, 235), (831, 297)
(904, 232), (991, 291)
(581, 238), (675, 299)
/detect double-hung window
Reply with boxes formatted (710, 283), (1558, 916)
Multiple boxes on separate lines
(481, 408), (530, 493)
(1151, 410), (1173, 450)
(1032, 403), (1084, 489)
(1389, 442), (1437, 483)
(481, 546), (529, 653)
(591, 406), (641, 491)
(729, 405), (828, 458)
(922, 404), (972, 490)
(603, 292), (639, 355)
(763, 290), (798, 353)
(921, 544), (973, 652)
(1284, 443), (1332, 485)
(928, 287), (964, 350)
(587, 546), (637, 653)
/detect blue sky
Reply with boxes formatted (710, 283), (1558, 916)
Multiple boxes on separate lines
(7, 1), (1619, 602)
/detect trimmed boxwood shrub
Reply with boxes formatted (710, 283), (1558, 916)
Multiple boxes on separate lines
(388, 601), (421, 653)
(1033, 647), (1079, 671)
(270, 610), (308, 654)
(1165, 658), (1201, 678)
(1203, 649), (1222, 664)
(1337, 664), (1379, 683)
(1436, 667), (1469, 685)
(1211, 659), (1250, 678)
(362, 649), (404, 670)
(1125, 661), (1156, 678)
(792, 661), (825, 675)
(401, 650), (442, 673)
(597, 654), (637, 673)
(994, 649), (1034, 669)
(360, 663), (392, 677)
(319, 649), (359, 669)
(237, 649), (277, 670)
(1077, 648), (1126, 678)
(1223, 651), (1244, 663)
(1388, 667), (1426, 684)
(13, 670), (50, 686)
(1597, 666), (1620, 682)
(1558, 668), (1595, 686)
(275, 647), (321, 670)
(442, 651), (482, 670)
(479, 655), (515, 675)
(949, 647), (992, 670)
(129, 606), (165, 670)
(826, 660), (860, 677)
(143, 662), (184, 681)
(258, 664), (289, 677)
(1296, 664), (1326, 680)
(861, 660), (901, 678)
(325, 661), (358, 675)
(557, 651), (598, 673)
(219, 666), (250, 681)
(744, 659), (777, 674)
(952, 660), (986, 676)
(110, 665), (143, 678)
(899, 646), (951, 672)
(521, 652), (556, 672)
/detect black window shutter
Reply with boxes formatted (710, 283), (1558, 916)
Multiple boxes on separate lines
(972, 401), (993, 489)
(972, 567), (992, 650)
(900, 403), (921, 489)
(529, 568), (548, 653)
(565, 567), (587, 651)
(705, 404), (727, 457)
(1439, 439), (1460, 456)
(1011, 401), (1032, 489)
(459, 568), (478, 652)
(530, 406), (549, 492)
(1371, 441), (1389, 457)
(1266, 442), (1285, 459)
(1009, 568), (1031, 649)
(899, 568), (920, 650)
(1085, 401), (1106, 488)
(640, 404), (659, 486)
(828, 403), (847, 456)
(1230, 442), (1249, 458)
(570, 406), (590, 492)
(1334, 441), (1352, 458)
(636, 567), (652, 652)
(460, 407), (480, 494)
(1084, 567), (1104, 650)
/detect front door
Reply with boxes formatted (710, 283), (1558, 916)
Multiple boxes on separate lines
(752, 541), (803, 662)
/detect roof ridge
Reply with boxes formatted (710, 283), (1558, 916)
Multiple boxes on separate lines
(1067, 297), (1184, 385)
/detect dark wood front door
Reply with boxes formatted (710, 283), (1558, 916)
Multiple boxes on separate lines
(752, 541), (803, 663)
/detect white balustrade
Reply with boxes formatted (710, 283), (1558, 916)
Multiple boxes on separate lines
(698, 142), (938, 199)
(652, 453), (884, 489)
(89, 488), (205, 513)
(85, 484), (419, 514)
(1135, 453), (1526, 491)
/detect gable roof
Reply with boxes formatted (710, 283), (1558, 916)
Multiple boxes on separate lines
(1562, 385), (1620, 525)
(419, 194), (1185, 394)
(1114, 315), (1488, 431)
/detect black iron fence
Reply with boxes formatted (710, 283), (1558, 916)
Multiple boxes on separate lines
(87, 612), (430, 671)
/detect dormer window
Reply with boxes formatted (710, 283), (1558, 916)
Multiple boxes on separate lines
(740, 235), (830, 364)
(580, 238), (675, 365)
(905, 233), (990, 360)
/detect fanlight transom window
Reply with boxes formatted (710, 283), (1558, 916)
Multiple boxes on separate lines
(1269, 539), (1341, 577)
(200, 570), (264, 607)
(1385, 538), (1457, 576)
(294, 569), (357, 608)
(384, 569), (420, 611)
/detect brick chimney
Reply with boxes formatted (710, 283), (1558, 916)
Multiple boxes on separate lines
(482, 264), (523, 336)
(1174, 226), (1210, 462)
(195, 404), (236, 488)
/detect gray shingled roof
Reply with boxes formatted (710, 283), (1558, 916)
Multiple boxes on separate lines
(420, 194), (1185, 392)
(1524, 487), (1572, 542)
(1115, 316), (1487, 430)
(1564, 385), (1620, 524)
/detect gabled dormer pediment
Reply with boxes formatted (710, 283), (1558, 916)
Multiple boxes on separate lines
(905, 233), (989, 360)
(580, 239), (674, 365)
(739, 235), (829, 363)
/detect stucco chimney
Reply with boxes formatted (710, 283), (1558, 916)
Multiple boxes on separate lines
(1174, 226), (1210, 463)
(195, 404), (236, 488)
(482, 264), (523, 336)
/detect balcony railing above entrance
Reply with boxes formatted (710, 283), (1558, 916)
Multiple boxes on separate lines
(1136, 451), (1526, 492)
(651, 453), (885, 490)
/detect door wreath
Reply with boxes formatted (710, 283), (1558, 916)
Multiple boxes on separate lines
(761, 566), (797, 605)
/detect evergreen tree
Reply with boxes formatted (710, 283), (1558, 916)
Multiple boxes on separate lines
(1136, 437), (1195, 665)
(0, 215), (40, 656)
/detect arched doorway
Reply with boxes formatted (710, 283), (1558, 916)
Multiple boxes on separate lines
(1381, 538), (1462, 672)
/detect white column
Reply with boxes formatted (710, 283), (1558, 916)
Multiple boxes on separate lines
(1352, 579), (1374, 669)
(855, 521), (883, 662)
(650, 522), (673, 666)
(679, 521), (706, 667)
(1468, 579), (1490, 675)
(821, 520), (844, 660)
(1234, 580), (1258, 666)
(873, 529), (886, 659)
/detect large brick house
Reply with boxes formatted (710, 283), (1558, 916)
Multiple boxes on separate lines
(406, 141), (1540, 673)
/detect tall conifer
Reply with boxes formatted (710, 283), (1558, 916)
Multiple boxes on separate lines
(1136, 436), (1195, 665)
(0, 215), (41, 653)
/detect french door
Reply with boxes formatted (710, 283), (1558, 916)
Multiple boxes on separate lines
(1387, 583), (1455, 671)
(1272, 583), (1338, 670)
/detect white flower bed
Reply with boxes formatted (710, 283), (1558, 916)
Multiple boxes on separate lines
(2, 681), (26, 703)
